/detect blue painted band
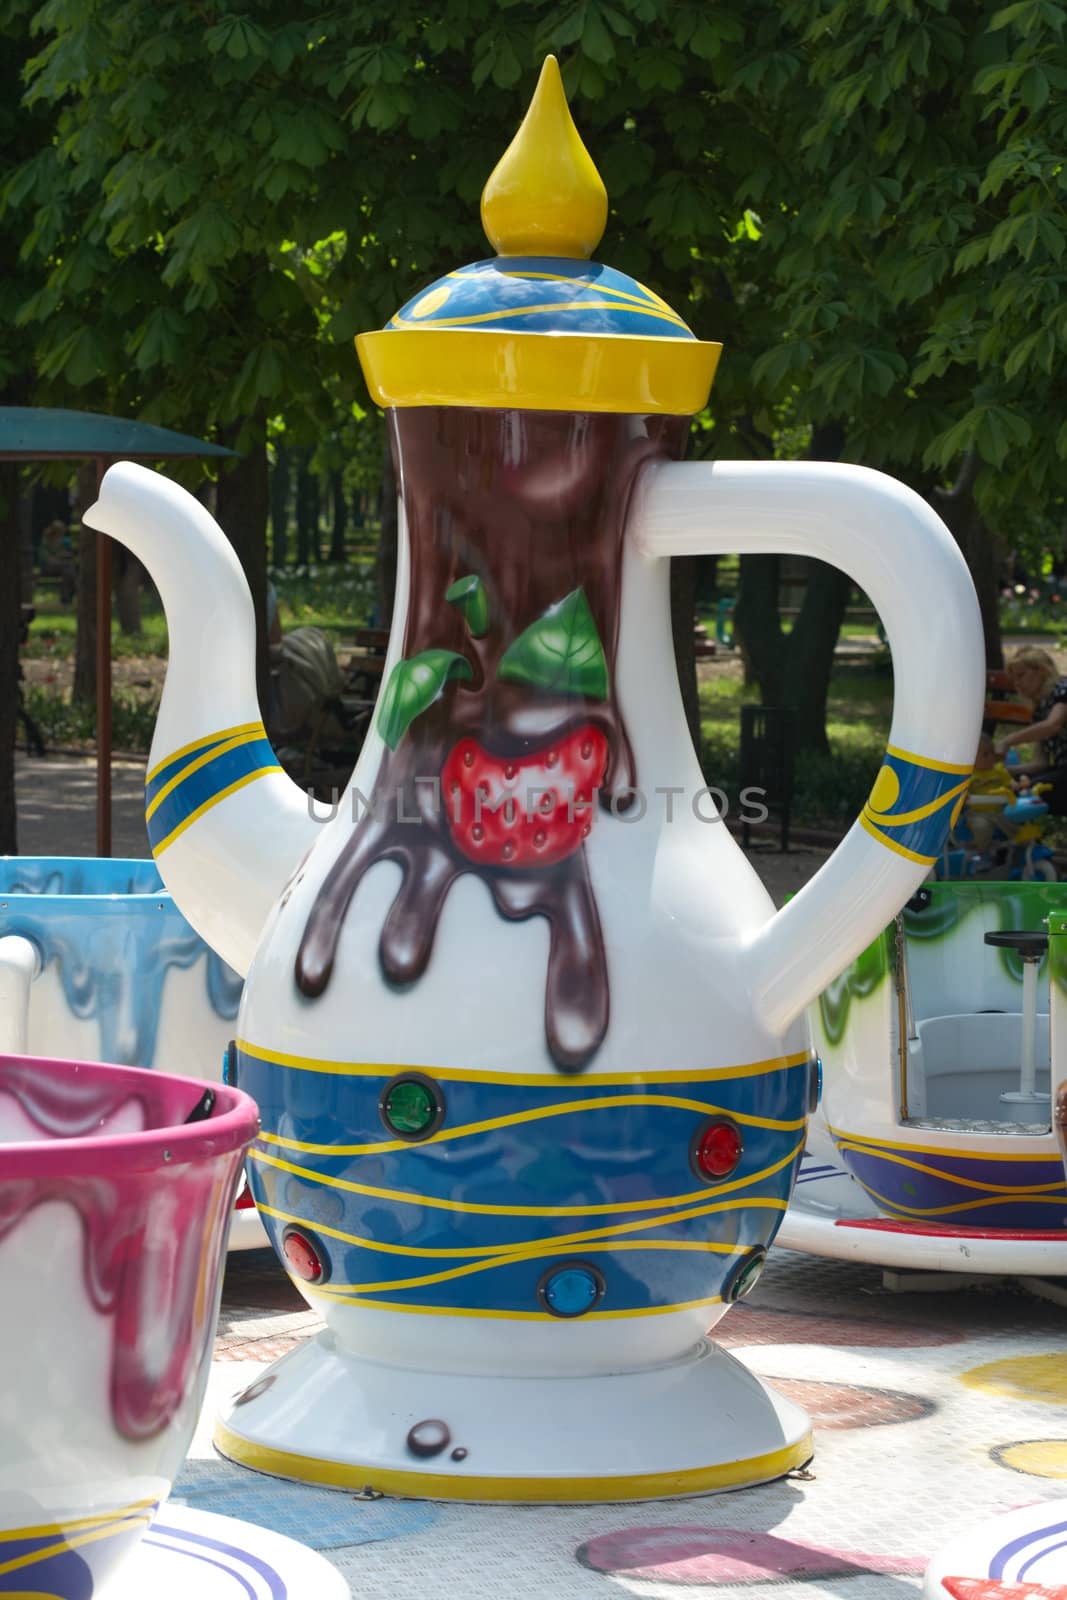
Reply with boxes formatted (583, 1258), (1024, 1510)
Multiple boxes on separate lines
(237, 1047), (807, 1316)
(862, 750), (970, 863)
(146, 737), (280, 854)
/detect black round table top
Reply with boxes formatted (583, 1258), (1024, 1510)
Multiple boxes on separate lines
(984, 930), (1048, 959)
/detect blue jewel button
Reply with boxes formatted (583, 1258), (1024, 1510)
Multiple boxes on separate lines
(538, 1261), (605, 1319)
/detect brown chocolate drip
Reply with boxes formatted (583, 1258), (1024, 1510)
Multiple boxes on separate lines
(380, 840), (461, 986)
(296, 407), (688, 1070)
(489, 851), (607, 1072)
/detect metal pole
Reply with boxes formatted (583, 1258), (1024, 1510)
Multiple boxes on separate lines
(1020, 957), (1037, 1100)
(94, 456), (111, 856)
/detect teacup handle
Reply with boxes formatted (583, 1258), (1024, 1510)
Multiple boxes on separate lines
(630, 458), (985, 1035)
(0, 935), (41, 1055)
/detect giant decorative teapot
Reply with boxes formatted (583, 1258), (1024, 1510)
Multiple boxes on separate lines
(85, 58), (984, 1500)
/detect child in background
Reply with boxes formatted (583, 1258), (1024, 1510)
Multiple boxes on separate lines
(964, 732), (1027, 858)
(969, 732), (1021, 798)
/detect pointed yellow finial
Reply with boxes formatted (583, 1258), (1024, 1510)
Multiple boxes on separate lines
(481, 56), (608, 259)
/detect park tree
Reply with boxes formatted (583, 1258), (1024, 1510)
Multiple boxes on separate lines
(7, 0), (1066, 770)
(0, 0), (58, 851)
(6, 0), (762, 748)
(729, 0), (1067, 739)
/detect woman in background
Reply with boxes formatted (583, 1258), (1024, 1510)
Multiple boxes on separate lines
(995, 647), (1067, 813)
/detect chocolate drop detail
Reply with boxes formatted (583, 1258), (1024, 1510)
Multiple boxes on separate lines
(296, 408), (688, 1070)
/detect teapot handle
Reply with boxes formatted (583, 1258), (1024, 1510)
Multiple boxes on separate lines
(629, 458), (985, 1035)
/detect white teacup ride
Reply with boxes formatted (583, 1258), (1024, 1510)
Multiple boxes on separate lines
(0, 856), (266, 1248)
(780, 880), (1067, 1276)
(921, 1076), (1067, 1600)
(0, 1054), (260, 1598)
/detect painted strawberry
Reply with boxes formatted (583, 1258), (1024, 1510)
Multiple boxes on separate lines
(441, 724), (608, 868)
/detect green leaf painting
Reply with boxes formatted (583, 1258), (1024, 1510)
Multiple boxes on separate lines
(497, 589), (609, 701)
(446, 574), (489, 638)
(377, 650), (473, 750)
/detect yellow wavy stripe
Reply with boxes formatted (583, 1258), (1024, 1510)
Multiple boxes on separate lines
(392, 298), (689, 332)
(886, 743), (973, 776)
(865, 779), (969, 829)
(494, 270), (689, 321)
(237, 1037), (808, 1088)
(1, 1502), (157, 1543)
(260, 1092), (806, 1157)
(152, 765), (281, 856)
(0, 1518), (153, 1579)
(315, 1236), (749, 1297)
(295, 1289), (724, 1321)
(145, 722), (262, 783)
(258, 1194), (789, 1260)
(858, 812), (937, 865)
(145, 729), (264, 822)
(849, 1175), (1067, 1219)
(250, 1138), (804, 1218)
(835, 1140), (1064, 1195)
(829, 1124), (1062, 1164)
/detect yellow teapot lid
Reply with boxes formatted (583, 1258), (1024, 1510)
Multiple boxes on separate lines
(356, 57), (721, 415)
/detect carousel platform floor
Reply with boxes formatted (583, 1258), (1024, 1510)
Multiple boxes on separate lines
(177, 1243), (1067, 1600)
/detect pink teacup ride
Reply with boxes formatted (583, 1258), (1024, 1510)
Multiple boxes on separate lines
(0, 1054), (258, 1599)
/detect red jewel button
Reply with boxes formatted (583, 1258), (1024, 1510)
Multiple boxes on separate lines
(695, 1120), (743, 1180)
(282, 1229), (323, 1283)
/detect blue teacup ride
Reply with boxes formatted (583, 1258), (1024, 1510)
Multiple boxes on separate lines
(0, 856), (264, 1248)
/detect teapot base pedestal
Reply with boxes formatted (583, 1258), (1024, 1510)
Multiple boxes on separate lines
(215, 1331), (812, 1504)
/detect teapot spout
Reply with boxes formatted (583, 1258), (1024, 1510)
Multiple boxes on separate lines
(84, 461), (319, 975)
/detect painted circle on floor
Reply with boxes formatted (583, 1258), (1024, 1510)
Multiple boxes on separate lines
(961, 1356), (1067, 1405)
(717, 1305), (962, 1350)
(991, 1440), (1067, 1479)
(575, 1527), (926, 1585)
(940, 1578), (1067, 1600)
(768, 1378), (933, 1430)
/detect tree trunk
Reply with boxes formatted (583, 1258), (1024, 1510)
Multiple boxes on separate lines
(308, 473), (321, 563)
(375, 438), (398, 629)
(0, 462), (21, 852)
(72, 462), (99, 707)
(734, 553), (785, 704)
(670, 554), (701, 759)
(270, 442), (290, 568)
(329, 468), (346, 563)
(114, 548), (143, 635)
(784, 563), (852, 754)
(217, 418), (271, 717)
(295, 450), (313, 566)
(696, 554), (718, 604)
(931, 451), (1002, 669)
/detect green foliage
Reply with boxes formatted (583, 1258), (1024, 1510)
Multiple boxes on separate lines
(271, 563), (376, 630)
(23, 684), (160, 753)
(746, 0), (1067, 525)
(2, 0), (1063, 557)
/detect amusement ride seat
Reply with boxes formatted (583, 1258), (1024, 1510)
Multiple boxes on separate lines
(983, 929), (1052, 1113)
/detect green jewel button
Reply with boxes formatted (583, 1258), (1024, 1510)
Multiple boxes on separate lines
(379, 1073), (445, 1140)
(727, 1247), (767, 1303)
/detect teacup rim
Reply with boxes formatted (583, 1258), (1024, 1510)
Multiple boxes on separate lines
(0, 1053), (259, 1176)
